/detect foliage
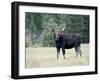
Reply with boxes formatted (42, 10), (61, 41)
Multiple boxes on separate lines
(25, 12), (89, 47)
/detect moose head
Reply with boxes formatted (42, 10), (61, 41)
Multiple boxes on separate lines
(53, 24), (66, 41)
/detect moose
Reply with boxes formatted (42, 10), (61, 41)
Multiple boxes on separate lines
(53, 26), (82, 60)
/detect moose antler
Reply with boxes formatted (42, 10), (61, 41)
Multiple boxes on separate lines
(60, 24), (66, 31)
(62, 25), (65, 31)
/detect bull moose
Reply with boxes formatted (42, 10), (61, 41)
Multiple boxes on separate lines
(53, 27), (82, 60)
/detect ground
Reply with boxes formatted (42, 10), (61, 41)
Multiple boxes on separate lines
(25, 44), (89, 68)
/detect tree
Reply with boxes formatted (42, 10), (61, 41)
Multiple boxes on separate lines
(25, 12), (89, 47)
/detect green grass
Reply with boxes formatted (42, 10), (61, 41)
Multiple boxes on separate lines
(25, 44), (89, 68)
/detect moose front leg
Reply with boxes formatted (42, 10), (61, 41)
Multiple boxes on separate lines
(62, 48), (65, 59)
(57, 47), (60, 60)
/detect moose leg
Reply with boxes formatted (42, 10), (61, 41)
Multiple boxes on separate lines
(75, 47), (79, 57)
(62, 48), (65, 59)
(79, 47), (82, 57)
(57, 47), (60, 60)
(75, 46), (82, 57)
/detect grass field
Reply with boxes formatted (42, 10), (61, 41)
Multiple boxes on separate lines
(25, 44), (90, 68)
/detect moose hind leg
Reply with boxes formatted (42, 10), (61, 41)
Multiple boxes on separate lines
(57, 47), (60, 60)
(79, 48), (82, 57)
(62, 48), (65, 59)
(75, 47), (79, 57)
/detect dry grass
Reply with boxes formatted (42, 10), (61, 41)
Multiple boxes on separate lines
(25, 44), (89, 68)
